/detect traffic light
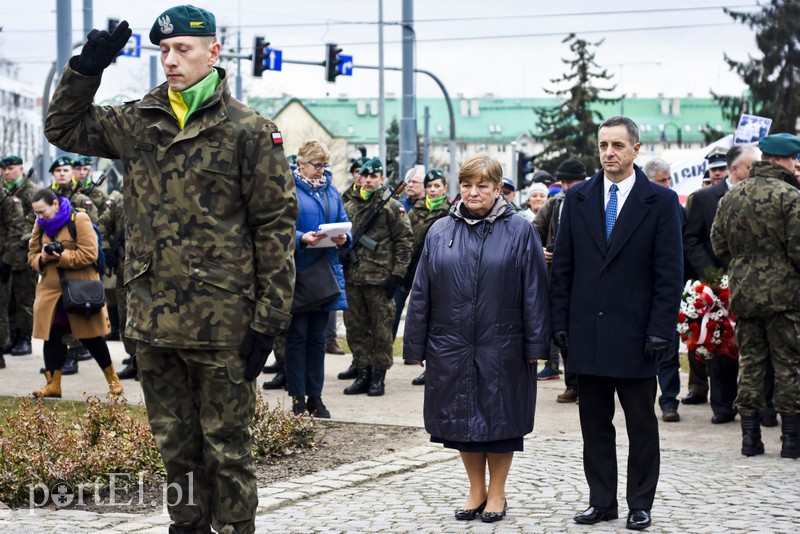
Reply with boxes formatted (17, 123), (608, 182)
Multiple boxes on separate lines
(517, 153), (535, 187)
(253, 36), (269, 77)
(325, 43), (343, 83)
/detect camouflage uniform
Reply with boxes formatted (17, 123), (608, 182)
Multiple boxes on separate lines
(405, 197), (450, 288)
(45, 63), (297, 532)
(3, 177), (37, 350)
(51, 180), (98, 222)
(80, 179), (110, 218)
(96, 190), (135, 356)
(711, 160), (800, 418)
(0, 196), (27, 349)
(343, 188), (413, 371)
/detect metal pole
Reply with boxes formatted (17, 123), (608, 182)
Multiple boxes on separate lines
(82, 0), (92, 37)
(150, 55), (158, 89)
(423, 105), (430, 170)
(235, 1), (242, 101)
(378, 0), (386, 162)
(399, 0), (416, 179)
(56, 0), (72, 82)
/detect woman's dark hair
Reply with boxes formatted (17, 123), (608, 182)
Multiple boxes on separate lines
(32, 187), (58, 205)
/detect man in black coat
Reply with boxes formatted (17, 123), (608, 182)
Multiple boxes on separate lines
(550, 116), (684, 531)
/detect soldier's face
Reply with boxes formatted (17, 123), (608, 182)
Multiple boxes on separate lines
(362, 172), (384, 191)
(75, 165), (91, 180)
(425, 179), (446, 199)
(52, 166), (72, 184)
(2, 164), (23, 182)
(160, 36), (221, 92)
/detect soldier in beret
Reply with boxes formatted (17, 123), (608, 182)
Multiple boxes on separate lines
(0, 165), (28, 368)
(72, 156), (109, 217)
(711, 133), (800, 459)
(44, 5), (298, 532)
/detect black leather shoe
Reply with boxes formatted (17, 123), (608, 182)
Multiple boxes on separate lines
(262, 363), (281, 374)
(480, 499), (507, 523)
(626, 509), (651, 530)
(411, 371), (426, 386)
(454, 500), (486, 521)
(681, 392), (707, 405)
(262, 371), (286, 390)
(10, 338), (32, 356)
(337, 361), (358, 380)
(60, 358), (79, 375)
(306, 397), (331, 418)
(712, 413), (736, 424)
(661, 408), (680, 422)
(574, 505), (618, 524)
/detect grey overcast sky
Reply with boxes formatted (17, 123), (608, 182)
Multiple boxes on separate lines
(1, 0), (763, 104)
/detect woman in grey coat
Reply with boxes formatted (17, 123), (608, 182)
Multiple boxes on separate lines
(404, 154), (550, 523)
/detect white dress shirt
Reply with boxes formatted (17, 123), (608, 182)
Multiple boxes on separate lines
(603, 171), (636, 213)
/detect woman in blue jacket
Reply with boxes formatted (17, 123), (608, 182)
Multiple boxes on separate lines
(286, 140), (351, 418)
(404, 154), (550, 523)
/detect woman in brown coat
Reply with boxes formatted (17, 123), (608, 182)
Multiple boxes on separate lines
(29, 188), (121, 398)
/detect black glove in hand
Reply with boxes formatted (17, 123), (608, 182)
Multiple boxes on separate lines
(552, 331), (569, 353)
(0, 262), (11, 283)
(385, 275), (405, 298)
(238, 328), (275, 381)
(103, 248), (117, 270)
(645, 335), (671, 362)
(74, 20), (132, 76)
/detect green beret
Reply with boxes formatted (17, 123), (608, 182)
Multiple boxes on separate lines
(149, 5), (216, 45)
(359, 157), (384, 176)
(349, 156), (370, 174)
(758, 133), (800, 157)
(72, 156), (93, 167)
(2, 155), (23, 167)
(423, 168), (446, 186)
(49, 156), (74, 173)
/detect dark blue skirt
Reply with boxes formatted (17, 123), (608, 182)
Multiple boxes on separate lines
(431, 435), (523, 453)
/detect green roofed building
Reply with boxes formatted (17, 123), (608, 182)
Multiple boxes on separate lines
(249, 94), (731, 190)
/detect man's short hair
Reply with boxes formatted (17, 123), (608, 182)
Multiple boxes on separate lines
(643, 158), (670, 178)
(599, 116), (640, 145)
(726, 145), (756, 169)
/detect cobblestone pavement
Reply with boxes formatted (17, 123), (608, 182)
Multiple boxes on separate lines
(1, 334), (798, 532)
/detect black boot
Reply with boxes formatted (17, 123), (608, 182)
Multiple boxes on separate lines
(337, 360), (358, 380)
(343, 367), (372, 395)
(74, 344), (92, 361)
(3, 330), (19, 353)
(741, 415), (764, 456)
(60, 356), (79, 375)
(0, 354), (5, 369)
(367, 368), (386, 397)
(780, 414), (800, 459)
(117, 355), (138, 380)
(262, 370), (286, 390)
(411, 370), (426, 386)
(10, 335), (32, 356)
(291, 396), (307, 416)
(306, 396), (331, 418)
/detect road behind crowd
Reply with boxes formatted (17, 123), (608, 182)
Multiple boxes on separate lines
(1, 336), (797, 532)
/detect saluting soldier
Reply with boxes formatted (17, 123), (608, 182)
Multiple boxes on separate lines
(1, 155), (38, 356)
(342, 157), (413, 396)
(44, 5), (297, 532)
(0, 184), (27, 368)
(72, 155), (110, 217)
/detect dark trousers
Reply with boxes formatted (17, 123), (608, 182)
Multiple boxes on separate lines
(709, 355), (738, 417)
(285, 310), (328, 398)
(656, 335), (681, 410)
(563, 352), (578, 392)
(686, 349), (709, 396)
(391, 287), (409, 340)
(326, 311), (337, 343)
(577, 374), (660, 511)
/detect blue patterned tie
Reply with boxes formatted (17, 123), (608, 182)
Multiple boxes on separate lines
(605, 184), (618, 240)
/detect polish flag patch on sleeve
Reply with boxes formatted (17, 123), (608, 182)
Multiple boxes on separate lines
(271, 131), (284, 146)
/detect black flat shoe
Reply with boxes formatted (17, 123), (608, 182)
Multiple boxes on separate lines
(626, 509), (651, 530)
(574, 505), (619, 524)
(480, 499), (507, 523)
(681, 392), (707, 405)
(711, 413), (736, 424)
(454, 499), (486, 521)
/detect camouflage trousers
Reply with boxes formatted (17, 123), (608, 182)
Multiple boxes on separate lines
(0, 279), (9, 347)
(272, 333), (286, 367)
(137, 343), (257, 534)
(9, 269), (35, 335)
(115, 274), (136, 356)
(343, 284), (395, 371)
(735, 312), (800, 417)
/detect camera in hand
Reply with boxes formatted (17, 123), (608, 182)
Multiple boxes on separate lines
(44, 241), (64, 255)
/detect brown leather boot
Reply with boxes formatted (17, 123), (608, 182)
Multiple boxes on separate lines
(33, 371), (63, 398)
(102, 365), (124, 396)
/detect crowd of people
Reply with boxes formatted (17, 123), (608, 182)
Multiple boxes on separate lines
(0, 3), (796, 532)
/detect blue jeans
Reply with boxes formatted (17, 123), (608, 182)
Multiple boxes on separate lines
(285, 310), (329, 398)
(656, 334), (681, 410)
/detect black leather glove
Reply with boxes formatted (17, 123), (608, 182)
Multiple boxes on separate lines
(103, 248), (117, 270)
(238, 328), (275, 381)
(385, 275), (405, 298)
(0, 262), (11, 283)
(73, 20), (132, 76)
(645, 335), (671, 362)
(552, 331), (569, 355)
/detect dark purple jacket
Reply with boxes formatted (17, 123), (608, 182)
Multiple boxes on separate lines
(403, 199), (550, 443)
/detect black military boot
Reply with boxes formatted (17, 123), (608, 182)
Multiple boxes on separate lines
(306, 397), (331, 418)
(291, 396), (307, 416)
(262, 369), (287, 390)
(60, 355), (79, 375)
(3, 330), (18, 353)
(337, 359), (358, 380)
(10, 334), (32, 356)
(343, 367), (372, 395)
(780, 414), (800, 459)
(117, 355), (139, 380)
(0, 354), (6, 369)
(741, 415), (764, 456)
(367, 368), (387, 397)
(74, 344), (92, 361)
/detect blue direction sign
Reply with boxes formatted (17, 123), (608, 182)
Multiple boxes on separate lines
(338, 54), (353, 76)
(120, 33), (141, 58)
(267, 48), (282, 71)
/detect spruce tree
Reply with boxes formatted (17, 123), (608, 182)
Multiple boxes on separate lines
(385, 117), (400, 179)
(533, 34), (618, 176)
(714, 0), (800, 133)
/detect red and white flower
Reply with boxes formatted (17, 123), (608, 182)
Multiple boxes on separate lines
(676, 275), (737, 360)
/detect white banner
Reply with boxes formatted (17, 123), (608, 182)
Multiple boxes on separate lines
(660, 134), (734, 200)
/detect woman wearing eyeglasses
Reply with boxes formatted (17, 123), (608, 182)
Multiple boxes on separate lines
(403, 154), (550, 523)
(285, 140), (351, 418)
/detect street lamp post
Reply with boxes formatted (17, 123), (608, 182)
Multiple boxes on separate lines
(659, 122), (683, 149)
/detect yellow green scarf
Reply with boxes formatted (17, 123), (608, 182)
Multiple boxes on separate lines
(168, 68), (221, 129)
(425, 194), (448, 211)
(360, 184), (383, 201)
